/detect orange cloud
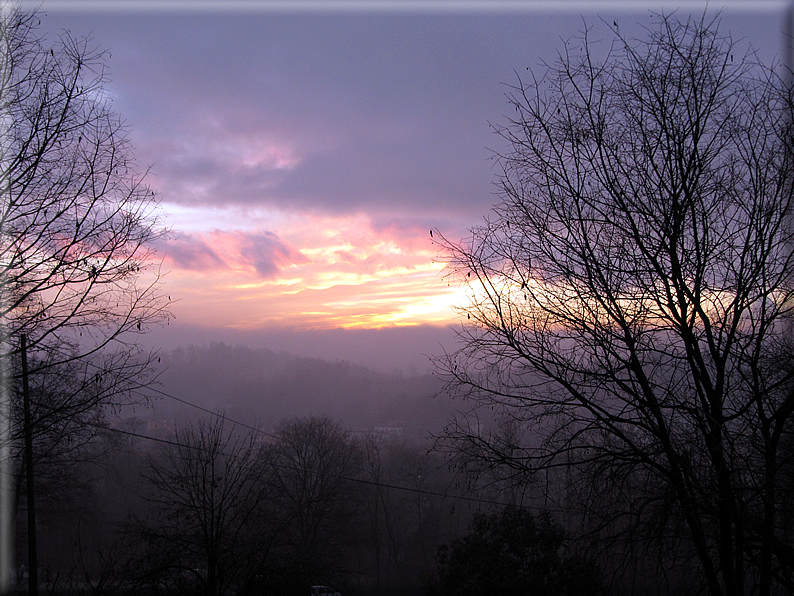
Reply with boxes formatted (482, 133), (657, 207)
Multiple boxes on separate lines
(159, 211), (458, 330)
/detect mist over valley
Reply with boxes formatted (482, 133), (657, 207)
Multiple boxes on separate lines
(141, 341), (455, 439)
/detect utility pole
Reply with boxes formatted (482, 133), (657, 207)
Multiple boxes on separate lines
(787, 1), (793, 87)
(0, 3), (15, 592)
(21, 335), (36, 596)
(0, 334), (11, 596)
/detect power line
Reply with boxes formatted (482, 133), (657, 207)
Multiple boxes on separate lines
(35, 343), (565, 513)
(34, 341), (279, 439)
(143, 384), (280, 442)
(90, 419), (517, 509)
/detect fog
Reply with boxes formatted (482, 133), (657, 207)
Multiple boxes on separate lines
(25, 338), (489, 596)
(142, 323), (460, 376)
(145, 340), (456, 437)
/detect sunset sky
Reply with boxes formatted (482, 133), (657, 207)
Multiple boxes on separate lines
(30, 0), (789, 369)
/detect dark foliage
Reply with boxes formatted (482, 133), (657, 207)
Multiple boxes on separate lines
(426, 506), (602, 596)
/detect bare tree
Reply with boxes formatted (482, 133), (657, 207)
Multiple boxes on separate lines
(357, 433), (443, 588)
(140, 418), (272, 596)
(268, 416), (359, 581)
(358, 432), (408, 589)
(0, 9), (168, 396)
(436, 13), (794, 596)
(0, 9), (169, 591)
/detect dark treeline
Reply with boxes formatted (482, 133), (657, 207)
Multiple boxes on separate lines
(14, 343), (604, 596)
(10, 342), (479, 596)
(19, 409), (478, 596)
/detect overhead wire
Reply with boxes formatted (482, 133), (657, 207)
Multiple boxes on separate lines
(30, 341), (565, 513)
(30, 340), (280, 439)
(86, 419), (514, 509)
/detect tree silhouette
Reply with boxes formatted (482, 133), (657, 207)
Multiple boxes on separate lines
(267, 417), (359, 582)
(436, 13), (794, 596)
(0, 9), (170, 591)
(0, 9), (169, 408)
(427, 506), (602, 596)
(140, 418), (272, 596)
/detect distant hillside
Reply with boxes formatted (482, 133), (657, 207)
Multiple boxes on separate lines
(147, 342), (457, 435)
(141, 323), (459, 374)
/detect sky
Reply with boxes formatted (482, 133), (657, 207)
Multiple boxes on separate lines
(24, 0), (792, 370)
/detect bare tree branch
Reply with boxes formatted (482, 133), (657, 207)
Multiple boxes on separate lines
(435, 13), (794, 596)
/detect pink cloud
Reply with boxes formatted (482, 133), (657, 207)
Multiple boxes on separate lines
(152, 211), (453, 329)
(159, 229), (307, 280)
(334, 250), (386, 273)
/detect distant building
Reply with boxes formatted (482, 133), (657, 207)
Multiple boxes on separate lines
(373, 426), (403, 436)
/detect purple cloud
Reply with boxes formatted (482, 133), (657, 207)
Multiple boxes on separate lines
(237, 231), (309, 278)
(157, 231), (228, 272)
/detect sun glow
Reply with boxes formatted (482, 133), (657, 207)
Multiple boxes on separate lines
(159, 208), (459, 330)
